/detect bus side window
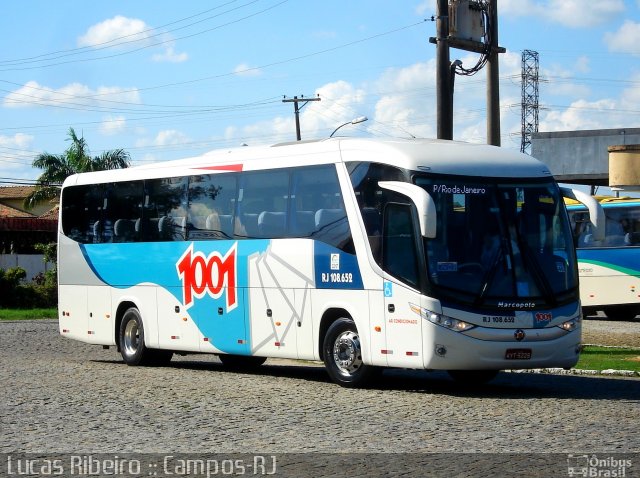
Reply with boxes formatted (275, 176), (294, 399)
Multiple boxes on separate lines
(291, 165), (353, 252)
(236, 171), (289, 239)
(145, 177), (187, 241)
(187, 173), (237, 240)
(61, 185), (104, 244)
(103, 181), (143, 243)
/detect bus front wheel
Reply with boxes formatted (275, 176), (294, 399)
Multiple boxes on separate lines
(119, 307), (172, 366)
(323, 318), (376, 387)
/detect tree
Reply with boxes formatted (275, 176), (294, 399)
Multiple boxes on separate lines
(24, 127), (131, 209)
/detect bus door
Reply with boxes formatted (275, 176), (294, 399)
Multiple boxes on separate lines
(382, 202), (424, 368)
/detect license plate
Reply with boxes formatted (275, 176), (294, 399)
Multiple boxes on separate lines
(505, 348), (532, 360)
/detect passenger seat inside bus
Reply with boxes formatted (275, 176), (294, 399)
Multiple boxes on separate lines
(315, 208), (344, 231)
(292, 210), (315, 236)
(625, 232), (640, 245)
(205, 213), (233, 238)
(258, 211), (286, 238)
(114, 219), (137, 242)
(158, 216), (186, 240)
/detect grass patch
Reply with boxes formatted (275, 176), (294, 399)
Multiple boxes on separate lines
(0, 308), (57, 321)
(575, 345), (640, 373)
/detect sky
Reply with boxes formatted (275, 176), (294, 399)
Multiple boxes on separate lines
(2, 0), (640, 185)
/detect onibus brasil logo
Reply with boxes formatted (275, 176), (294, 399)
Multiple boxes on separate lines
(176, 242), (238, 312)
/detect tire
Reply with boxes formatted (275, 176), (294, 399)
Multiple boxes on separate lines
(447, 369), (499, 385)
(323, 318), (376, 387)
(219, 354), (267, 369)
(119, 307), (173, 366)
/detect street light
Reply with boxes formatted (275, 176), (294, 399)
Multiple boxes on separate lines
(329, 116), (368, 137)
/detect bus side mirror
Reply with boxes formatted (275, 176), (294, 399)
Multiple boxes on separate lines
(560, 187), (605, 242)
(378, 181), (436, 238)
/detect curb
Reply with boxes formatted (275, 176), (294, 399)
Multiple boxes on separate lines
(508, 343), (638, 377)
(507, 368), (639, 377)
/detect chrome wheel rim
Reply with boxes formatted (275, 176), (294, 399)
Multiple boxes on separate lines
(123, 318), (140, 357)
(332, 331), (363, 376)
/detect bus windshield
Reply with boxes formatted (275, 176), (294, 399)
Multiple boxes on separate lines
(414, 177), (578, 308)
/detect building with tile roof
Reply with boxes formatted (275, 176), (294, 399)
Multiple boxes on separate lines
(0, 186), (57, 253)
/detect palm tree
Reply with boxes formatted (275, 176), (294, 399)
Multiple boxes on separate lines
(24, 127), (131, 209)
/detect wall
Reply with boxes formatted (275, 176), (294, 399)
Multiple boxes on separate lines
(0, 254), (54, 281)
(531, 128), (640, 184)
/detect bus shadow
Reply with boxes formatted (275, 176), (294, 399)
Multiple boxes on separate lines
(374, 368), (640, 401)
(93, 358), (639, 400)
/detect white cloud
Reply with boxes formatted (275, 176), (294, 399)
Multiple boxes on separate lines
(152, 45), (188, 63)
(233, 63), (263, 77)
(222, 82), (368, 144)
(573, 56), (591, 74)
(604, 20), (640, 55)
(542, 57), (592, 100)
(78, 16), (187, 63)
(221, 49), (630, 149)
(312, 81), (367, 132)
(78, 15), (150, 48)
(500, 0), (625, 28)
(371, 60), (438, 138)
(134, 129), (191, 150)
(541, 98), (619, 131)
(415, 0), (436, 17)
(228, 115), (297, 145)
(99, 115), (127, 136)
(0, 133), (36, 177)
(3, 81), (141, 109)
(0, 133), (34, 149)
(153, 130), (190, 146)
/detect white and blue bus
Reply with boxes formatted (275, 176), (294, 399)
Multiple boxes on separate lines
(58, 137), (582, 386)
(566, 195), (640, 321)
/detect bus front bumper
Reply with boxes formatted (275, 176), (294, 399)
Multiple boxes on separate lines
(422, 322), (582, 371)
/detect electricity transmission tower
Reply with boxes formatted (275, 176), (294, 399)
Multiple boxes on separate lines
(520, 49), (539, 154)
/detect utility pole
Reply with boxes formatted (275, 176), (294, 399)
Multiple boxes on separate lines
(282, 95), (321, 141)
(430, 0), (505, 145)
(486, 0), (501, 146)
(436, 0), (453, 140)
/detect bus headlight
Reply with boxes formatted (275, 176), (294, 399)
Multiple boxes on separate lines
(411, 304), (475, 332)
(558, 317), (581, 332)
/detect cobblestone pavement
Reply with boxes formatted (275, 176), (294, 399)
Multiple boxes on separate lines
(0, 319), (638, 457)
(583, 313), (640, 347)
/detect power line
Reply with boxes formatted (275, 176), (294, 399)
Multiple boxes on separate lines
(0, 1), (288, 72)
(0, 1), (245, 66)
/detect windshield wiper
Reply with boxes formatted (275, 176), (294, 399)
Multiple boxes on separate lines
(516, 239), (557, 306)
(475, 240), (510, 306)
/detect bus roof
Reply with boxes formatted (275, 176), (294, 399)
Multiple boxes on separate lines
(62, 137), (553, 187)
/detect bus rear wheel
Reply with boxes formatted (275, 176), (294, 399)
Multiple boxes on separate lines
(447, 370), (499, 385)
(119, 307), (172, 366)
(323, 318), (376, 387)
